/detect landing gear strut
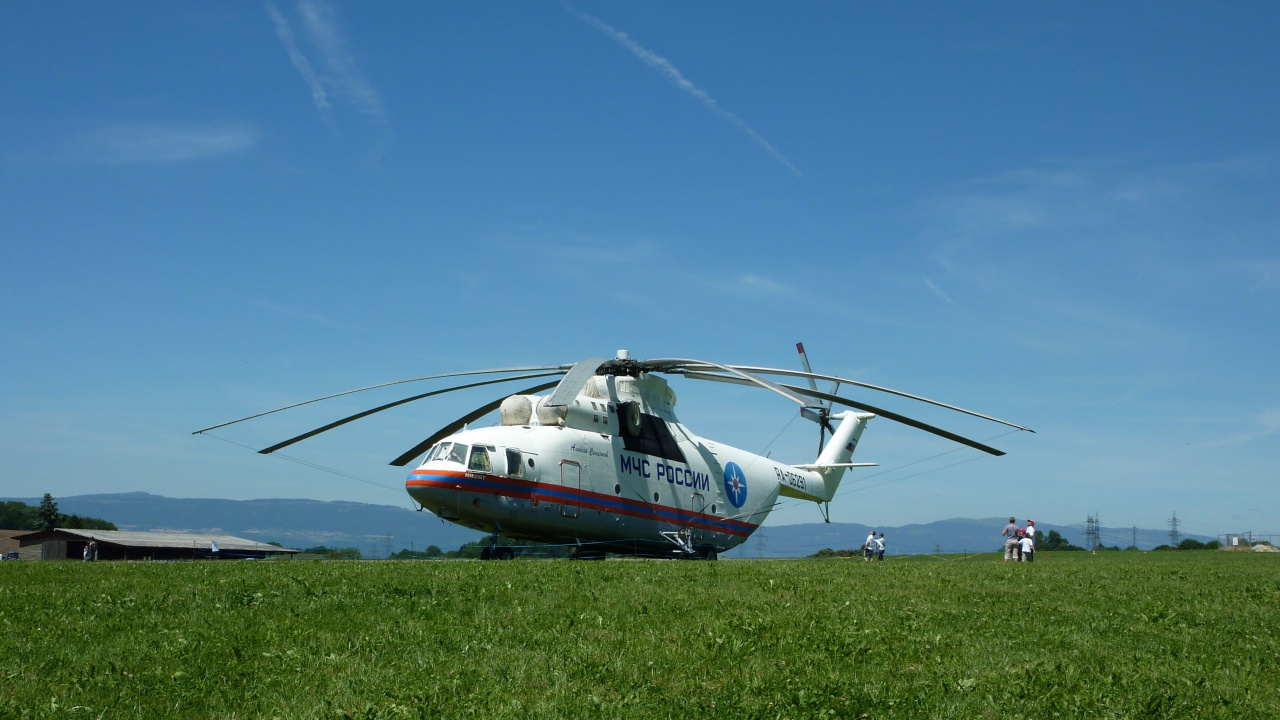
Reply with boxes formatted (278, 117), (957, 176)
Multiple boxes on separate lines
(480, 545), (516, 560)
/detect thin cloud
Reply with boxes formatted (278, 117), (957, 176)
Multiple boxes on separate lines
(1224, 260), (1280, 292)
(738, 273), (793, 295)
(923, 277), (955, 305)
(297, 0), (384, 119)
(1199, 407), (1280, 448)
(254, 301), (342, 328)
(76, 122), (258, 164)
(266, 1), (336, 133)
(266, 0), (384, 133)
(565, 5), (801, 178)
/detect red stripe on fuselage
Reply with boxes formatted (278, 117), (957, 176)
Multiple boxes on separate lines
(406, 469), (757, 537)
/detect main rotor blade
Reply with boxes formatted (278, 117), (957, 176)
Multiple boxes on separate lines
(194, 364), (573, 435)
(389, 379), (561, 467)
(679, 363), (1033, 433)
(679, 371), (1007, 456)
(258, 372), (565, 455)
(639, 357), (809, 407)
(543, 357), (608, 407)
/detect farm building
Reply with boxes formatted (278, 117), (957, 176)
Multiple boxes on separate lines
(14, 528), (298, 561)
(1, 529), (23, 559)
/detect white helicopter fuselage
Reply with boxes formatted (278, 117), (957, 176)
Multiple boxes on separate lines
(404, 372), (872, 557)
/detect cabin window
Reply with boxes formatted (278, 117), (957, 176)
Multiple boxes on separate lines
(446, 443), (468, 465)
(468, 446), (491, 472)
(506, 449), (523, 478)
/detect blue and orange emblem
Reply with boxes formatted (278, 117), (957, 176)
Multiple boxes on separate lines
(723, 462), (747, 508)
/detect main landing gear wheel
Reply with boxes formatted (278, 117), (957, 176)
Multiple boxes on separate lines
(496, 547), (515, 561)
(480, 546), (492, 561)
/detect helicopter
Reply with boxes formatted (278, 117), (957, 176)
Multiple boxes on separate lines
(196, 345), (1031, 560)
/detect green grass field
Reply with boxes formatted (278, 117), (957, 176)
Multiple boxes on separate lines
(2, 552), (1277, 719)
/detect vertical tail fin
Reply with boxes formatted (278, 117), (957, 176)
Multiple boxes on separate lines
(811, 411), (875, 500)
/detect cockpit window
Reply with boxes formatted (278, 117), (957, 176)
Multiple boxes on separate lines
(446, 443), (468, 465)
(505, 449), (522, 478)
(468, 446), (491, 472)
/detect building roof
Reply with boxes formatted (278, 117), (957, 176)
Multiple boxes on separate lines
(14, 528), (298, 554)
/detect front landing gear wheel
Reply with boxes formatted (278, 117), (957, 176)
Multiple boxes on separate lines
(480, 546), (493, 561)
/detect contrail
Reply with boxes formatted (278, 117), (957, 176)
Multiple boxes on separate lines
(266, 0), (384, 135)
(266, 1), (337, 133)
(297, 0), (384, 120)
(566, 6), (802, 178)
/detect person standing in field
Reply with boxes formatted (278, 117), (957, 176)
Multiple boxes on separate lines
(863, 530), (876, 562)
(1002, 517), (1019, 562)
(1019, 530), (1035, 562)
(876, 532), (886, 561)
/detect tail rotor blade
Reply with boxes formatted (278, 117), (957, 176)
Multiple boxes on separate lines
(389, 379), (562, 467)
(797, 342), (830, 453)
(796, 342), (827, 409)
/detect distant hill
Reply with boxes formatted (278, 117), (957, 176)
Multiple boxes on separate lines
(2, 493), (1209, 557)
(1, 492), (484, 556)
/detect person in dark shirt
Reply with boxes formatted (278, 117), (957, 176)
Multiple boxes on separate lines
(1002, 517), (1019, 562)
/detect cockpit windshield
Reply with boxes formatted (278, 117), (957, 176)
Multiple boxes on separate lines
(421, 442), (469, 466)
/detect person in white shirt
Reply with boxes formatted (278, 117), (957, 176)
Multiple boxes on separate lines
(863, 530), (876, 561)
(875, 533), (886, 561)
(1019, 532), (1035, 562)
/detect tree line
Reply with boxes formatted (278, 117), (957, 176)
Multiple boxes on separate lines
(0, 495), (116, 532)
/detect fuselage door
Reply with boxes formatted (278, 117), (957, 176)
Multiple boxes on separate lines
(560, 460), (581, 518)
(691, 492), (706, 540)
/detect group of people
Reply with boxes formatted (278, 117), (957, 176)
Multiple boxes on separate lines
(1001, 517), (1036, 562)
(861, 530), (886, 561)
(82, 538), (97, 562)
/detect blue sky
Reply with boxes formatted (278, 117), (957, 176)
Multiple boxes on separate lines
(2, 2), (1277, 539)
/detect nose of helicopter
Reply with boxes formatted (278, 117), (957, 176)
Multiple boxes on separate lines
(405, 469), (461, 516)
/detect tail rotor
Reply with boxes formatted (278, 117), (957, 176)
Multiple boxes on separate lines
(796, 342), (837, 452)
